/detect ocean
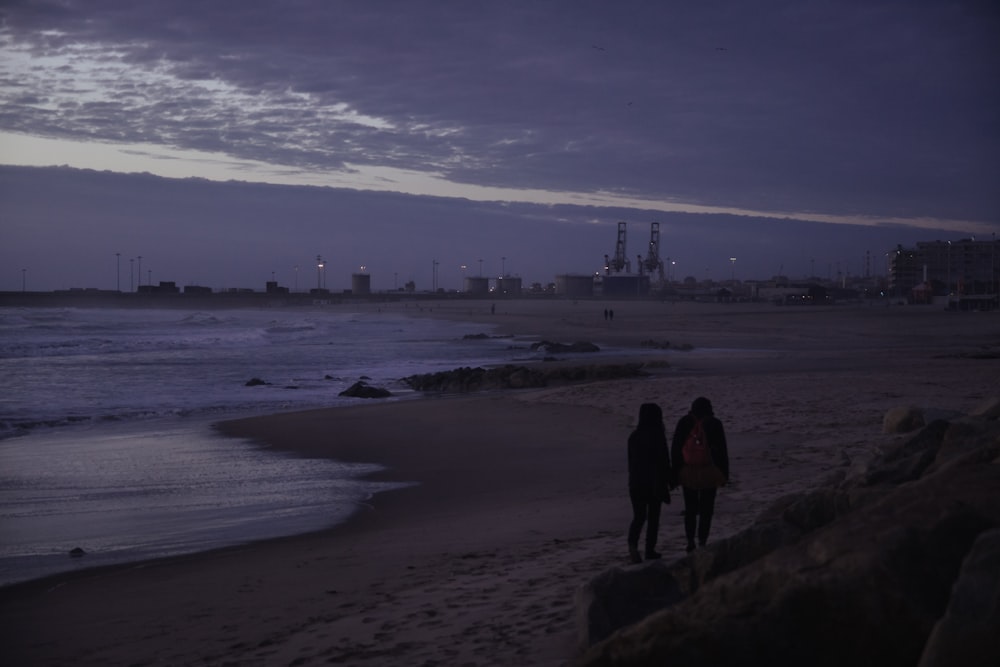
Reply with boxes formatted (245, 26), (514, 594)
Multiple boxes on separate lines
(0, 305), (540, 586)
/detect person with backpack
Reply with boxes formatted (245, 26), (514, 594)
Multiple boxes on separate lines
(671, 396), (729, 552)
(627, 402), (673, 563)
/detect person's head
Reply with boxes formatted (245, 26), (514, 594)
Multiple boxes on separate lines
(637, 402), (663, 429)
(691, 396), (714, 418)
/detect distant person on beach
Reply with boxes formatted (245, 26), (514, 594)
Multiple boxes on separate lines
(627, 402), (672, 563)
(671, 396), (729, 552)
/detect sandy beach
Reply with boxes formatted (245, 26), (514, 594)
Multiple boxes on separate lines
(2, 300), (998, 666)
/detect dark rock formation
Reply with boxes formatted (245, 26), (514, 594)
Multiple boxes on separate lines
(244, 377), (269, 387)
(574, 402), (1000, 667)
(882, 405), (926, 433)
(918, 528), (1000, 667)
(530, 340), (601, 354)
(338, 381), (392, 399)
(400, 363), (645, 393)
(462, 332), (512, 340)
(69, 547), (86, 558)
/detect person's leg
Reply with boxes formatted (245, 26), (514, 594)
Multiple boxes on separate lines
(645, 499), (662, 558)
(628, 489), (647, 562)
(683, 486), (698, 551)
(698, 488), (718, 545)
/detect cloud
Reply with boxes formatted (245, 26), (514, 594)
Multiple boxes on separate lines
(0, 0), (997, 226)
(1, 165), (989, 293)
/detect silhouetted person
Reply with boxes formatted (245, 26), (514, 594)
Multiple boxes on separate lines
(672, 396), (729, 552)
(627, 402), (672, 563)
(609, 309), (614, 321)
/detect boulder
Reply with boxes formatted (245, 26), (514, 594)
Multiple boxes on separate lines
(918, 529), (1000, 667)
(575, 561), (684, 648)
(969, 395), (1000, 420)
(573, 416), (1000, 667)
(245, 377), (269, 387)
(338, 381), (392, 399)
(882, 405), (926, 433)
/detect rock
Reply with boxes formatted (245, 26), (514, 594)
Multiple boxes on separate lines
(245, 377), (269, 387)
(575, 561), (684, 649)
(969, 395), (1000, 420)
(882, 405), (926, 433)
(918, 529), (1000, 667)
(338, 381), (392, 399)
(573, 416), (1000, 667)
(856, 419), (948, 487)
(530, 340), (601, 354)
(69, 547), (86, 557)
(400, 363), (644, 393)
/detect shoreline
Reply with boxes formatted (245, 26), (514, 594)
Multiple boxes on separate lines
(2, 302), (997, 665)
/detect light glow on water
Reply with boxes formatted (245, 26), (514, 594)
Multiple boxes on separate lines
(0, 418), (411, 586)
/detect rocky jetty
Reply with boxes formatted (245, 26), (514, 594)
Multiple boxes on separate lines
(401, 362), (646, 393)
(574, 398), (1000, 667)
(529, 340), (601, 354)
(338, 381), (392, 399)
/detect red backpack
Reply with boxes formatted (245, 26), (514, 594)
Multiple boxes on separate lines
(682, 418), (712, 465)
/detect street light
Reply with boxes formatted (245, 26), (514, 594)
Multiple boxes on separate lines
(115, 252), (121, 291)
(730, 257), (736, 283)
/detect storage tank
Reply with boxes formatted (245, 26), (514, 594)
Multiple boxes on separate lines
(464, 276), (490, 295)
(495, 276), (522, 297)
(601, 274), (649, 297)
(351, 273), (371, 295)
(556, 274), (596, 297)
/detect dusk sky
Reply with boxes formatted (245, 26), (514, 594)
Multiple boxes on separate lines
(1, 1), (997, 292)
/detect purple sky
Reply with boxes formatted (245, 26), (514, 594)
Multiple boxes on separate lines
(1, 1), (997, 291)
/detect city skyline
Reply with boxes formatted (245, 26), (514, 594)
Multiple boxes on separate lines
(1, 2), (998, 291)
(2, 165), (985, 294)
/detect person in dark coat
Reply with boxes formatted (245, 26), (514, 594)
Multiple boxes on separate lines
(627, 402), (672, 563)
(671, 396), (729, 552)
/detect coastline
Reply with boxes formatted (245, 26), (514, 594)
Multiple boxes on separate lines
(2, 301), (997, 666)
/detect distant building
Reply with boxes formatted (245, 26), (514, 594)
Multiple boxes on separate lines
(555, 274), (595, 298)
(138, 281), (180, 294)
(351, 273), (371, 295)
(890, 239), (999, 301)
(495, 276), (522, 297)
(464, 276), (490, 295)
(600, 274), (649, 297)
(265, 281), (289, 294)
